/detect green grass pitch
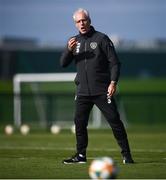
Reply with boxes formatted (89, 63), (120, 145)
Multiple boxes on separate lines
(0, 125), (166, 179)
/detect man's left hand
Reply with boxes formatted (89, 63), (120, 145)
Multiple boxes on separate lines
(107, 82), (116, 96)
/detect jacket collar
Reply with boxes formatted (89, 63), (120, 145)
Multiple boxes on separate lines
(79, 26), (95, 38)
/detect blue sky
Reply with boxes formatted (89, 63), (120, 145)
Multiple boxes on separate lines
(0, 0), (166, 46)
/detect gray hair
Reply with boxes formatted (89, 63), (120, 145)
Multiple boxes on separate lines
(73, 8), (90, 22)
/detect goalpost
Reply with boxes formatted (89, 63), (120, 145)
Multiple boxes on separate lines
(13, 73), (103, 128)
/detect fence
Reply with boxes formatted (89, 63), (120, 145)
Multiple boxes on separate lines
(1, 48), (166, 79)
(0, 92), (166, 128)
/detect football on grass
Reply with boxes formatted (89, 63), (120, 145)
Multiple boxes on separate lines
(20, 124), (30, 135)
(89, 157), (117, 179)
(5, 125), (14, 135)
(50, 125), (61, 134)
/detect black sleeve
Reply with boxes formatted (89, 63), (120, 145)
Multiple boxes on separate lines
(100, 35), (121, 83)
(60, 46), (74, 67)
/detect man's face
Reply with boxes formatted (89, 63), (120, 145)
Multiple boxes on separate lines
(74, 12), (91, 34)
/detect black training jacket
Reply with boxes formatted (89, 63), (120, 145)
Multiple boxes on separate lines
(60, 26), (121, 96)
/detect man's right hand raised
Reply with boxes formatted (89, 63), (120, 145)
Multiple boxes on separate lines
(68, 37), (78, 51)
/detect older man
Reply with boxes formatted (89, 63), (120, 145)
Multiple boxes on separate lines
(60, 8), (134, 164)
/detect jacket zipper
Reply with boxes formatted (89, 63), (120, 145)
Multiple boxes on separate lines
(85, 42), (91, 95)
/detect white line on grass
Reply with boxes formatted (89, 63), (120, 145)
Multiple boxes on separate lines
(0, 146), (165, 152)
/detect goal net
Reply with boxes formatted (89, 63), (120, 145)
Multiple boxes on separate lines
(13, 73), (127, 129)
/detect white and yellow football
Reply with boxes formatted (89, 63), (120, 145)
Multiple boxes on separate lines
(89, 157), (117, 179)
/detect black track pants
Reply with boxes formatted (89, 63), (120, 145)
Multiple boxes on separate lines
(74, 95), (131, 157)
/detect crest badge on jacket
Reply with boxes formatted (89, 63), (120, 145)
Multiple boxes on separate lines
(90, 42), (97, 49)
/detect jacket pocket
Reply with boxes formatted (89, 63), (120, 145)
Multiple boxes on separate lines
(96, 74), (110, 83)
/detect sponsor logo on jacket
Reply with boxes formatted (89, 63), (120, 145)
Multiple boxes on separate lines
(76, 43), (81, 53)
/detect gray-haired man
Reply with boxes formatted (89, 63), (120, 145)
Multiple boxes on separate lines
(60, 8), (134, 164)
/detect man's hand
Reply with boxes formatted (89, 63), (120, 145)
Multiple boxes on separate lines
(68, 37), (78, 51)
(107, 82), (116, 96)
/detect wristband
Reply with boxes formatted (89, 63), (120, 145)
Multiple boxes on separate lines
(111, 81), (117, 85)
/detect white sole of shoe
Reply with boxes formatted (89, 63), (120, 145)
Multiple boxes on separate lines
(63, 161), (86, 164)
